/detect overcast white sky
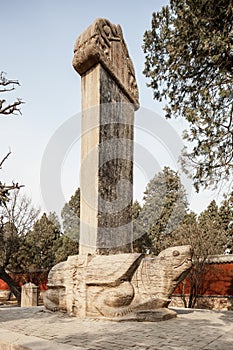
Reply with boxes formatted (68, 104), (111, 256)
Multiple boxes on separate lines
(1, 0), (222, 216)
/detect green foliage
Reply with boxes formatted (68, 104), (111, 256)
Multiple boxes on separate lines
(22, 211), (78, 271)
(198, 197), (233, 254)
(0, 190), (80, 277)
(134, 170), (233, 308)
(0, 192), (40, 271)
(61, 188), (80, 243)
(198, 200), (220, 227)
(136, 167), (188, 253)
(53, 235), (79, 265)
(23, 213), (61, 272)
(47, 211), (61, 231)
(162, 199), (232, 308)
(0, 192), (39, 303)
(218, 194), (233, 253)
(0, 222), (19, 269)
(132, 200), (151, 253)
(143, 0), (233, 190)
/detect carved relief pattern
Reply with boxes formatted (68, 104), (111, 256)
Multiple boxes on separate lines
(44, 246), (192, 319)
(72, 18), (139, 108)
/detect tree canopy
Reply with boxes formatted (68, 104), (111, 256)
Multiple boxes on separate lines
(0, 192), (39, 303)
(143, 0), (233, 190)
(24, 213), (61, 272)
(61, 188), (80, 243)
(161, 196), (233, 308)
(136, 167), (188, 253)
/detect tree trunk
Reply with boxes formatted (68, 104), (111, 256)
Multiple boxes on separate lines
(0, 267), (21, 305)
(180, 281), (187, 308)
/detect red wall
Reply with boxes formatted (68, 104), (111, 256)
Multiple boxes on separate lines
(174, 263), (233, 296)
(0, 279), (10, 290)
(1, 263), (233, 296)
(0, 272), (48, 291)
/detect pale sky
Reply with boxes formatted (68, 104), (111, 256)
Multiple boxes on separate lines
(1, 0), (222, 216)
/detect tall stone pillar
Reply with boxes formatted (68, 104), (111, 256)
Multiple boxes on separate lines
(73, 18), (139, 255)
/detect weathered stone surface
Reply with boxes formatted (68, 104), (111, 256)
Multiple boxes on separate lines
(130, 246), (193, 311)
(73, 18), (139, 108)
(21, 282), (38, 307)
(1, 307), (233, 349)
(76, 20), (137, 255)
(44, 245), (192, 319)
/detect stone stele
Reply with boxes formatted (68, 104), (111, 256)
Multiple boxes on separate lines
(73, 18), (139, 255)
(44, 18), (192, 321)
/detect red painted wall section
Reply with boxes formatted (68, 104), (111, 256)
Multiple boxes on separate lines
(174, 262), (233, 296)
(0, 272), (48, 291)
(0, 279), (10, 290)
(203, 263), (233, 296)
(1, 262), (233, 296)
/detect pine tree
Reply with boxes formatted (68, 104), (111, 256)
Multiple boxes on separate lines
(132, 200), (151, 253)
(24, 213), (61, 272)
(218, 194), (233, 254)
(0, 192), (39, 303)
(143, 1), (233, 190)
(47, 211), (61, 231)
(53, 235), (79, 264)
(137, 167), (188, 253)
(61, 188), (80, 242)
(198, 200), (220, 228)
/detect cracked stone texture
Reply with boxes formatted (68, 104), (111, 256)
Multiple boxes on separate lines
(43, 246), (192, 319)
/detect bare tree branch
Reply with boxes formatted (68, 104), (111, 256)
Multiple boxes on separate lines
(0, 182), (24, 205)
(0, 72), (20, 88)
(0, 152), (24, 206)
(0, 72), (24, 116)
(0, 87), (16, 93)
(0, 151), (11, 169)
(0, 99), (24, 115)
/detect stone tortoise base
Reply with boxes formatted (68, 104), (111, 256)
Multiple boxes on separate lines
(0, 306), (232, 349)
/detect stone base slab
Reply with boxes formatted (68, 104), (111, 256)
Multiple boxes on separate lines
(103, 308), (177, 322)
(0, 306), (233, 349)
(0, 329), (78, 350)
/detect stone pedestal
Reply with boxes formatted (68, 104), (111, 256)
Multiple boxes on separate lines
(21, 283), (38, 307)
(43, 246), (192, 319)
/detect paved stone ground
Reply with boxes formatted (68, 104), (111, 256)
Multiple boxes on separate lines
(0, 306), (232, 349)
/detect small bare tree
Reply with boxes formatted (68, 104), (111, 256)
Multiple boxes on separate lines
(0, 71), (26, 303)
(0, 151), (23, 206)
(0, 191), (40, 304)
(0, 71), (24, 205)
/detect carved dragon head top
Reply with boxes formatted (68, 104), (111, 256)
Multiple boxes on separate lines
(72, 18), (139, 109)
